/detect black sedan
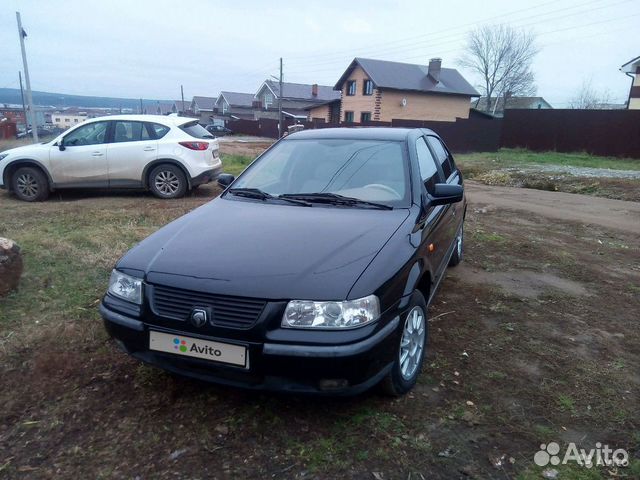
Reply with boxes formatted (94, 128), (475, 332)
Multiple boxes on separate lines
(100, 128), (466, 396)
(205, 124), (232, 137)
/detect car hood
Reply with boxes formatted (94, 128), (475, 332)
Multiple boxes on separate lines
(1, 142), (51, 157)
(118, 197), (410, 300)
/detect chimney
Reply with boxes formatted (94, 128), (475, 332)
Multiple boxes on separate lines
(428, 58), (442, 83)
(312, 83), (318, 97)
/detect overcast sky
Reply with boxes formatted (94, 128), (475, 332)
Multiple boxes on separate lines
(1, 0), (638, 106)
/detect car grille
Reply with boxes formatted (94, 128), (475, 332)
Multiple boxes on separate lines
(150, 284), (266, 328)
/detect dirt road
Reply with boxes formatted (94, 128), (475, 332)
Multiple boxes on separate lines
(466, 180), (640, 234)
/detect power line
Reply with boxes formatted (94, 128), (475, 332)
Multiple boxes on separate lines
(284, 7), (639, 77)
(285, 0), (619, 67)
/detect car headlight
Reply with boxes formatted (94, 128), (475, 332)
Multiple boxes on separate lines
(0, 153), (8, 162)
(108, 270), (143, 304)
(282, 295), (380, 329)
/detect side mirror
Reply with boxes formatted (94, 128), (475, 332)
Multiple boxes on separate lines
(427, 183), (463, 206)
(58, 138), (66, 151)
(217, 173), (235, 189)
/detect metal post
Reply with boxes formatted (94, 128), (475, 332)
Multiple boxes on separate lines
(16, 12), (38, 142)
(278, 57), (283, 137)
(140, 98), (143, 114)
(180, 85), (185, 115)
(18, 72), (29, 133)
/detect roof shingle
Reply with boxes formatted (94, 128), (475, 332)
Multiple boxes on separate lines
(335, 57), (479, 97)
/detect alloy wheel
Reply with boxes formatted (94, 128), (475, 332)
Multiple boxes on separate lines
(154, 171), (180, 196)
(399, 306), (426, 380)
(17, 173), (39, 199)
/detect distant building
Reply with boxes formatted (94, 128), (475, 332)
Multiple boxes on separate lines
(52, 113), (88, 129)
(472, 96), (553, 117)
(254, 80), (341, 120)
(214, 92), (255, 120)
(143, 102), (174, 115)
(620, 55), (640, 109)
(191, 96), (217, 124)
(334, 57), (478, 123)
(172, 100), (191, 115)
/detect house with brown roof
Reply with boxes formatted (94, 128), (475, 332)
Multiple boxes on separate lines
(330, 57), (479, 123)
(254, 80), (341, 120)
(621, 55), (640, 109)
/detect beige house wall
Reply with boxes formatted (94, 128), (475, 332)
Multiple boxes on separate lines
(629, 97), (640, 109)
(339, 66), (377, 121)
(380, 91), (470, 122)
(307, 104), (330, 121)
(338, 65), (471, 122)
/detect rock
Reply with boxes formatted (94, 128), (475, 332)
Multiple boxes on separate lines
(168, 448), (188, 460)
(0, 238), (23, 297)
(542, 469), (559, 479)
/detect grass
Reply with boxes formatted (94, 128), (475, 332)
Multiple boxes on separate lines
(221, 154), (254, 177)
(457, 148), (640, 172)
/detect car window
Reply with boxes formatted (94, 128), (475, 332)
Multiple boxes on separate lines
(233, 139), (409, 206)
(113, 121), (151, 143)
(63, 121), (108, 146)
(415, 137), (440, 193)
(180, 121), (213, 139)
(150, 123), (170, 139)
(427, 136), (454, 180)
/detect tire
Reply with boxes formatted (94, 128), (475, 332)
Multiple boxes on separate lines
(148, 164), (188, 199)
(11, 166), (50, 202)
(380, 290), (428, 396)
(448, 224), (464, 267)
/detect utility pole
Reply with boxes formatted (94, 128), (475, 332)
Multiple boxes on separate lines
(180, 85), (185, 115)
(16, 12), (38, 142)
(278, 57), (283, 138)
(139, 98), (143, 114)
(18, 72), (28, 133)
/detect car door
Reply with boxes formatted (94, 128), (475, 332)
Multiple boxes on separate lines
(426, 135), (463, 247)
(414, 136), (450, 283)
(49, 121), (109, 186)
(106, 120), (158, 187)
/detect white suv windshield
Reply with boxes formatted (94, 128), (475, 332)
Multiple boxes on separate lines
(232, 139), (409, 206)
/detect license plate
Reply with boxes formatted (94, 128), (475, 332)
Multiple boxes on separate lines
(149, 330), (248, 368)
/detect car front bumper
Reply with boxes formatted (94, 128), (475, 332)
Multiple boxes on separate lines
(100, 301), (402, 395)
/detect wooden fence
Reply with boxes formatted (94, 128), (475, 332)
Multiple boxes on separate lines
(226, 109), (640, 158)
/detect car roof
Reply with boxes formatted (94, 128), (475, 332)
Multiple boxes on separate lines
(285, 127), (429, 141)
(82, 114), (196, 127)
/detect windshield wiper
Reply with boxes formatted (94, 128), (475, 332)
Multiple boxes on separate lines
(279, 193), (392, 210)
(228, 188), (310, 206)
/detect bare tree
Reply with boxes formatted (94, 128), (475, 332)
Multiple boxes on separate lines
(569, 79), (613, 109)
(459, 24), (538, 113)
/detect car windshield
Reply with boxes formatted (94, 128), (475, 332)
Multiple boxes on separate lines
(231, 138), (410, 207)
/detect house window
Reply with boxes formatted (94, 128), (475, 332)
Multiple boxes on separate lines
(344, 111), (354, 123)
(363, 80), (373, 95)
(65, 118), (70, 123)
(346, 80), (356, 96)
(74, 119), (79, 123)
(264, 92), (273, 109)
(55, 118), (60, 122)
(360, 112), (371, 122)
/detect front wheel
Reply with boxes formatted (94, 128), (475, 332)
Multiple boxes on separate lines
(11, 166), (50, 202)
(448, 224), (464, 267)
(149, 164), (187, 199)
(380, 290), (428, 396)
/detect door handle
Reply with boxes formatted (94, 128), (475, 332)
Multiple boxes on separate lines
(143, 147), (156, 151)
(92, 152), (104, 156)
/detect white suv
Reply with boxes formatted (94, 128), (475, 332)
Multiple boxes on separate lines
(0, 115), (222, 201)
